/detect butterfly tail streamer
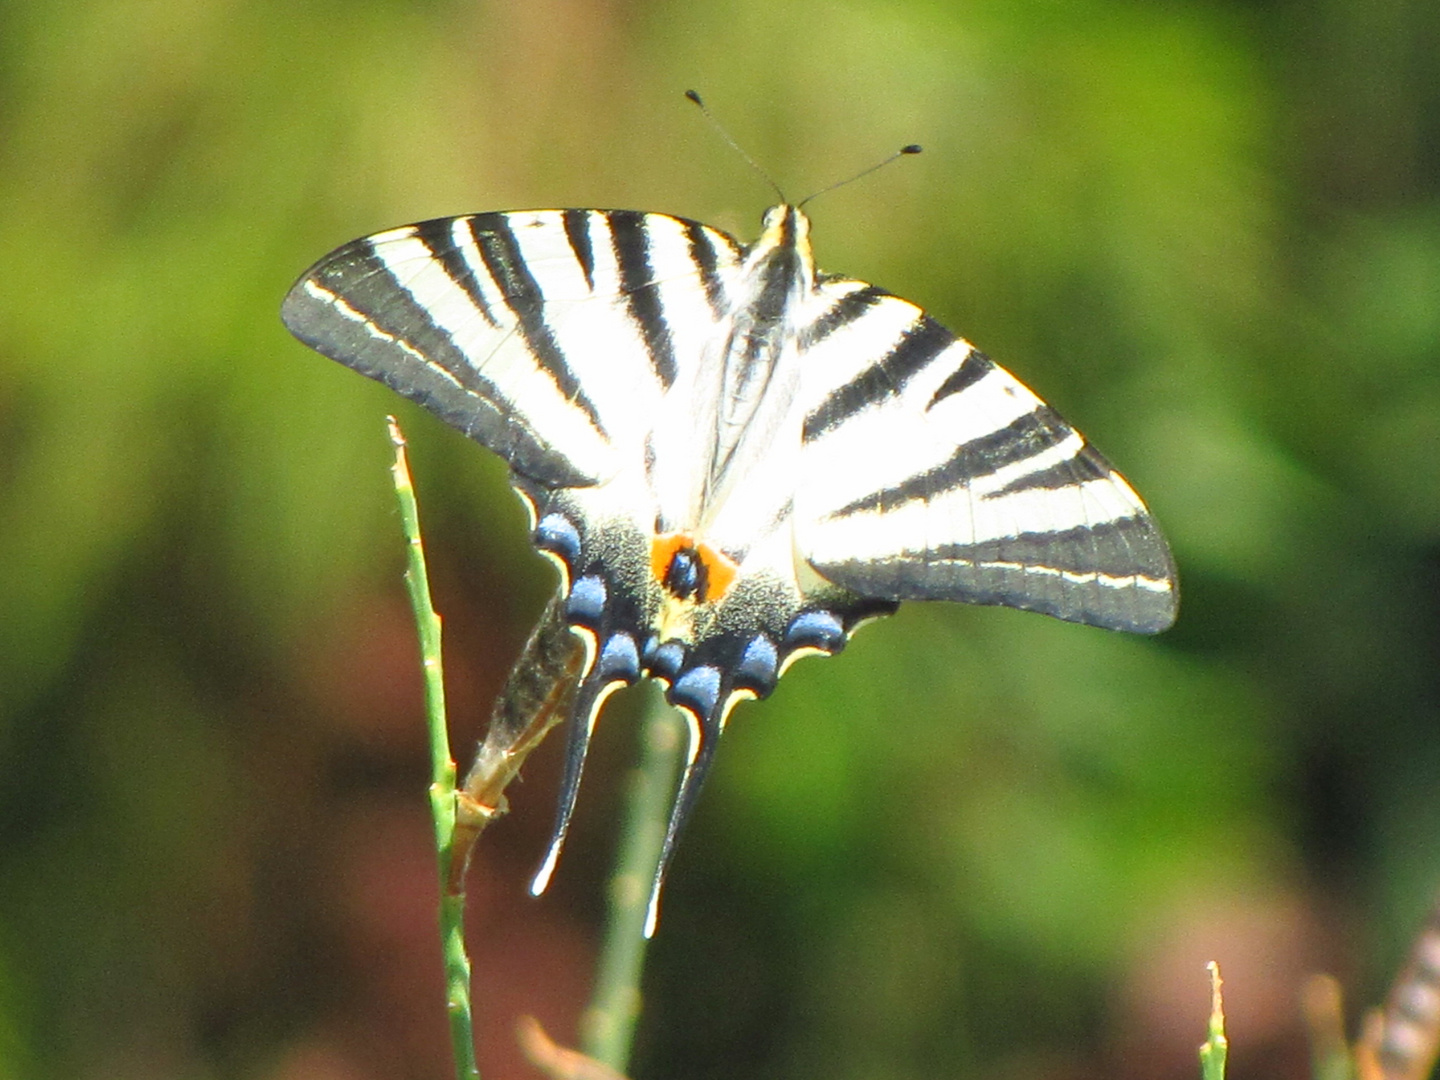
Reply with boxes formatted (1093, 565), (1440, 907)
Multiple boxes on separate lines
(531, 665), (632, 896)
(642, 697), (726, 938)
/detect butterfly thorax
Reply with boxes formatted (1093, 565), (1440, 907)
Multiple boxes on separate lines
(646, 206), (817, 578)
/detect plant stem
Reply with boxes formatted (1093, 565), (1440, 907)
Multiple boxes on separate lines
(1199, 961), (1228, 1080)
(389, 418), (481, 1080)
(580, 688), (685, 1071)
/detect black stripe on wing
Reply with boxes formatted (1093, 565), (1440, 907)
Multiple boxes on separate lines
(799, 284), (888, 350)
(816, 515), (1177, 634)
(609, 210), (679, 388)
(985, 442), (1110, 497)
(467, 216), (609, 437)
(929, 520), (1175, 580)
(827, 406), (1076, 518)
(411, 218), (500, 328)
(926, 347), (992, 407)
(561, 209), (596, 290)
(281, 232), (595, 488)
(802, 316), (953, 443)
(682, 219), (729, 321)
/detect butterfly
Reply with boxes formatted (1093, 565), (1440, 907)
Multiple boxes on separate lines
(282, 199), (1177, 933)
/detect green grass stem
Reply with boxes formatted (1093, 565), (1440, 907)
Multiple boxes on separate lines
(389, 418), (481, 1080)
(1199, 961), (1228, 1080)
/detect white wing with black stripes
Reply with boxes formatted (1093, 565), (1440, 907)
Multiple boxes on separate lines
(282, 201), (1177, 937)
(283, 209), (745, 488)
(795, 280), (1174, 633)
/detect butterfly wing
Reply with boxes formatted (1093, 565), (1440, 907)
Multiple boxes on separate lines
(284, 208), (755, 924)
(282, 209), (744, 489)
(794, 280), (1177, 633)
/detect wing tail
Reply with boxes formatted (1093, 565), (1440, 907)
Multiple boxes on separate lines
(529, 665), (626, 897)
(643, 696), (725, 939)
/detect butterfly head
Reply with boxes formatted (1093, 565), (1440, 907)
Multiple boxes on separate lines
(756, 204), (816, 284)
(758, 203), (811, 248)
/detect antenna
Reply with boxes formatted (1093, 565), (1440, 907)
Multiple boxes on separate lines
(685, 90), (786, 203)
(797, 144), (922, 208)
(685, 91), (922, 208)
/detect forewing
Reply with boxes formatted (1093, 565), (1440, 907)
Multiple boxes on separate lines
(282, 210), (744, 488)
(794, 280), (1177, 633)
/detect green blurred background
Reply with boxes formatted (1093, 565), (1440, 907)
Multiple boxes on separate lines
(2, 0), (1438, 1077)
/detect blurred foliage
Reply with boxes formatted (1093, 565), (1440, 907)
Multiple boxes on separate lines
(0, 0), (1437, 1078)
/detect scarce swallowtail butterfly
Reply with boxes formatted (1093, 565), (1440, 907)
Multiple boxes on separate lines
(282, 181), (1177, 934)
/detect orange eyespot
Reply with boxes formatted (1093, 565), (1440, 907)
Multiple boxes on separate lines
(650, 533), (738, 604)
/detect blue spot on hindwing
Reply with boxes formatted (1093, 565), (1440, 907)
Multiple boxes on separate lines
(534, 513), (582, 568)
(647, 641), (686, 683)
(597, 633), (640, 683)
(565, 574), (607, 628)
(670, 665), (722, 717)
(784, 609), (847, 653)
(734, 635), (779, 695)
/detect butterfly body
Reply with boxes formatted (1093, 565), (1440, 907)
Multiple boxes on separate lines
(283, 200), (1176, 933)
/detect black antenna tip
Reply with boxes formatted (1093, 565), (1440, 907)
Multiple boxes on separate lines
(684, 89), (703, 106)
(901, 144), (923, 155)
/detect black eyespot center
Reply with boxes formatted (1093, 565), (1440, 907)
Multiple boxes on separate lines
(663, 546), (709, 602)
